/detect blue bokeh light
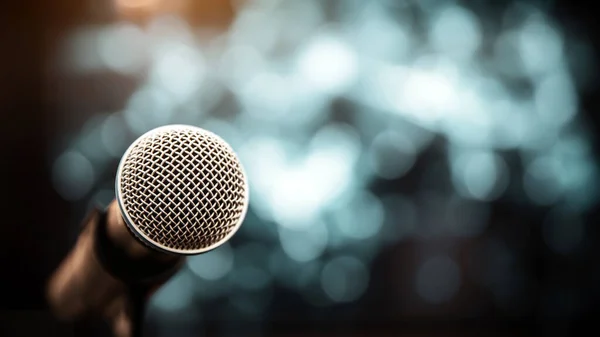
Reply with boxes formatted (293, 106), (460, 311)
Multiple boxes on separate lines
(53, 0), (599, 317)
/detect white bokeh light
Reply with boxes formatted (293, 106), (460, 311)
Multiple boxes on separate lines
(369, 130), (417, 179)
(187, 243), (235, 281)
(149, 41), (206, 102)
(150, 271), (197, 314)
(52, 151), (95, 201)
(266, 124), (362, 228)
(98, 23), (148, 74)
(124, 85), (177, 134)
(534, 70), (578, 127)
(518, 15), (564, 78)
(451, 150), (509, 201)
(321, 256), (369, 303)
(429, 6), (482, 60)
(332, 191), (385, 240)
(63, 26), (105, 72)
(296, 32), (359, 95)
(279, 220), (329, 262)
(523, 156), (565, 206)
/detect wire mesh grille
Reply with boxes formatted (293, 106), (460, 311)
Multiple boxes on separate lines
(118, 126), (248, 253)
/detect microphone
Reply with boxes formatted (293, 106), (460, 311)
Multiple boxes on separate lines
(47, 125), (249, 335)
(116, 124), (249, 256)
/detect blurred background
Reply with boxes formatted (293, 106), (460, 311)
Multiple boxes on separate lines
(1, 0), (599, 336)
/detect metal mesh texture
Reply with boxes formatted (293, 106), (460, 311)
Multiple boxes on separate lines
(117, 126), (248, 253)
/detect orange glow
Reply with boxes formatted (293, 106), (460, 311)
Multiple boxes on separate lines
(113, 0), (236, 28)
(114, 0), (189, 17)
(116, 0), (160, 9)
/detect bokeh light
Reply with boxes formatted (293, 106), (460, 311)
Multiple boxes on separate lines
(52, 151), (95, 201)
(51, 0), (600, 327)
(187, 243), (235, 280)
(321, 256), (369, 303)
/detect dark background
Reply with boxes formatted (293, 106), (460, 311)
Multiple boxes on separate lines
(1, 0), (599, 336)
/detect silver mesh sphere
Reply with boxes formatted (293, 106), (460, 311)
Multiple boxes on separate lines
(115, 125), (249, 255)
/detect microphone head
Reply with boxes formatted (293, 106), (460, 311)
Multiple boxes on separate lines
(115, 125), (249, 255)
